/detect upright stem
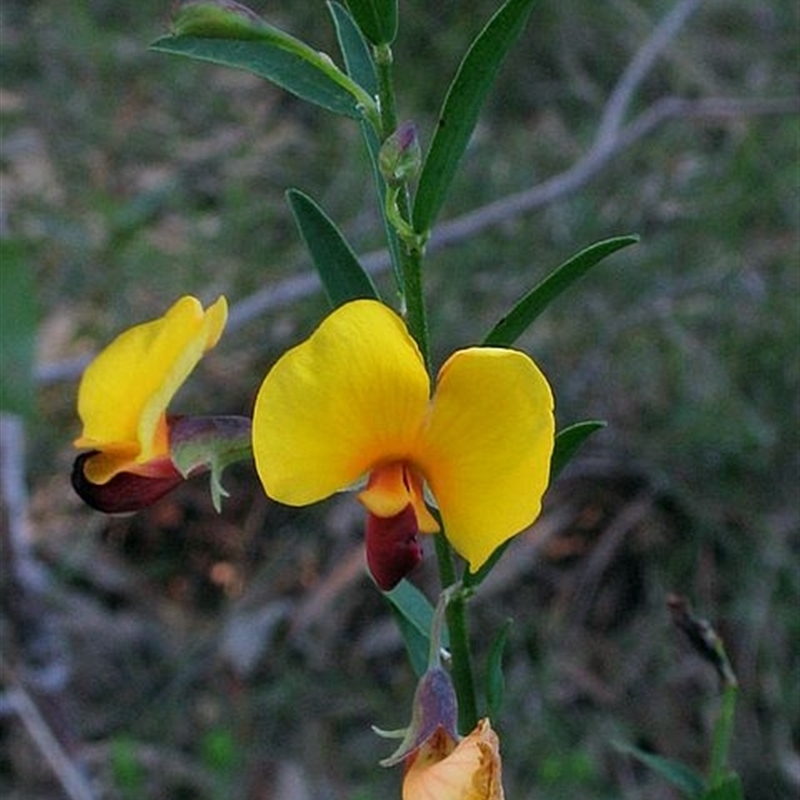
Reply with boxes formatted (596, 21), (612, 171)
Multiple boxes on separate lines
(374, 44), (397, 138)
(375, 39), (473, 729)
(373, 43), (430, 366)
(433, 535), (479, 733)
(708, 679), (738, 787)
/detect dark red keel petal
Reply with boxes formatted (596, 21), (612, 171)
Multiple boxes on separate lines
(365, 504), (423, 591)
(71, 452), (186, 513)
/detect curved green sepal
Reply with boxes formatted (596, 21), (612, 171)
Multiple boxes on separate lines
(286, 189), (379, 307)
(170, 415), (252, 513)
(344, 0), (397, 45)
(483, 235), (640, 347)
(412, 0), (537, 235)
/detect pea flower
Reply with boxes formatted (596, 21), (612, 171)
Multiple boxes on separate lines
(73, 295), (250, 513)
(252, 299), (554, 588)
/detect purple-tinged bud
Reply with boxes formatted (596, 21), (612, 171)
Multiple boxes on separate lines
(377, 665), (459, 766)
(379, 121), (421, 185)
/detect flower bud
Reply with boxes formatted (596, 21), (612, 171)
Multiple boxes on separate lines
(379, 121), (421, 185)
(377, 666), (459, 767)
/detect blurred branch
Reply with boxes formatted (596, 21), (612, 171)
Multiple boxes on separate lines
(596, 0), (701, 144)
(0, 414), (96, 800)
(33, 0), (799, 385)
(0, 414), (68, 694)
(0, 662), (97, 800)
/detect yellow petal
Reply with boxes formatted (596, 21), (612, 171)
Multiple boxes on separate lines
(403, 719), (505, 800)
(252, 300), (430, 505)
(418, 348), (554, 572)
(75, 295), (227, 482)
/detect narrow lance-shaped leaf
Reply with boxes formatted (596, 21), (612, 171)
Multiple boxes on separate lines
(485, 619), (512, 719)
(328, 1), (378, 96)
(549, 420), (606, 478)
(286, 189), (379, 307)
(614, 742), (706, 798)
(463, 420), (605, 589)
(151, 2), (378, 126)
(412, 0), (537, 235)
(383, 580), (449, 677)
(483, 234), (639, 347)
(345, 0), (398, 45)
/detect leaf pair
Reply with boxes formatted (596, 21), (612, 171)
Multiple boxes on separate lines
(153, 0), (538, 238)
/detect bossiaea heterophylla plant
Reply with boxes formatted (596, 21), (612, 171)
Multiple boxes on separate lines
(70, 0), (663, 796)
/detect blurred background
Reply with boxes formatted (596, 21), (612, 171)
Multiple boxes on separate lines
(1, 1), (797, 798)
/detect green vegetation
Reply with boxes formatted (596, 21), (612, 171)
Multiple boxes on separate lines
(1, 1), (797, 798)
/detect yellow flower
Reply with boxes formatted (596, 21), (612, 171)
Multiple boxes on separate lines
(72, 295), (228, 511)
(252, 299), (554, 587)
(403, 719), (505, 800)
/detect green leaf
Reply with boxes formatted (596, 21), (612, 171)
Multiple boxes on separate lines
(151, 9), (377, 124)
(614, 741), (705, 798)
(389, 606), (429, 677)
(486, 619), (512, 719)
(483, 235), (639, 347)
(345, 0), (397, 45)
(383, 580), (447, 677)
(329, 1), (378, 96)
(0, 241), (37, 418)
(550, 420), (606, 479)
(412, 0), (537, 235)
(463, 420), (604, 589)
(286, 189), (379, 307)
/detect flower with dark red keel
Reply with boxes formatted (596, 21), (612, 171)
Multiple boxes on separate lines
(251, 299), (555, 589)
(73, 295), (251, 513)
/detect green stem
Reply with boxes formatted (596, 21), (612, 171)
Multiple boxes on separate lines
(375, 33), (469, 727)
(433, 534), (478, 733)
(708, 680), (738, 787)
(373, 42), (430, 366)
(374, 43), (398, 137)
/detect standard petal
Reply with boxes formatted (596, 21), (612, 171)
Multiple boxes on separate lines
(75, 295), (227, 480)
(419, 348), (554, 572)
(252, 300), (430, 505)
